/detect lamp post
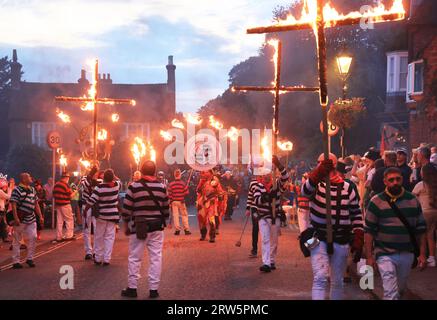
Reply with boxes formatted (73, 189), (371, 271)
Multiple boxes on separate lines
(336, 54), (353, 158)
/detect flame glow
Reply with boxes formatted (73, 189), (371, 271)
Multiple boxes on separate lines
(111, 113), (120, 122)
(268, 39), (280, 88)
(183, 113), (202, 125)
(160, 130), (173, 141)
(149, 144), (157, 163)
(80, 59), (97, 111)
(209, 115), (224, 130)
(97, 129), (108, 141)
(171, 119), (185, 129)
(56, 109), (71, 123)
(275, 0), (405, 29)
(59, 154), (68, 167)
(277, 140), (293, 151)
(79, 158), (91, 170)
(261, 136), (271, 161)
(227, 126), (239, 141)
(131, 137), (146, 166)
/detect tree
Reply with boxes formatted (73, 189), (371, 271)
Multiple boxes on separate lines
(4, 144), (51, 181)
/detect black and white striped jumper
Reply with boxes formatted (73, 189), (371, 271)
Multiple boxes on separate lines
(80, 176), (102, 206)
(87, 180), (122, 222)
(246, 179), (259, 211)
(122, 178), (170, 225)
(253, 168), (289, 220)
(10, 185), (38, 224)
(301, 178), (363, 244)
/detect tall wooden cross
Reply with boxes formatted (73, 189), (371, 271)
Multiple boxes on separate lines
(55, 59), (136, 163)
(241, 0), (406, 253)
(233, 39), (319, 224)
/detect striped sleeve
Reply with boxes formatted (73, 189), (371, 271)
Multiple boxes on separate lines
(87, 186), (99, 206)
(364, 197), (380, 236)
(122, 184), (135, 221)
(10, 187), (21, 203)
(277, 167), (290, 193)
(302, 178), (316, 198)
(348, 182), (363, 231)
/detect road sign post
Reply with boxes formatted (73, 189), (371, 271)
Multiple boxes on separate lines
(320, 121), (339, 154)
(47, 131), (61, 229)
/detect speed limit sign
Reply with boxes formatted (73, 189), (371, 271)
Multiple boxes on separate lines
(47, 131), (61, 149)
(320, 121), (339, 137)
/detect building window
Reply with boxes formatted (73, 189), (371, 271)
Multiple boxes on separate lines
(386, 51), (408, 93)
(123, 123), (150, 140)
(32, 122), (57, 149)
(407, 60), (424, 102)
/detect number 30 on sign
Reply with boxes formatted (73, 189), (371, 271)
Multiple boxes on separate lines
(47, 131), (61, 149)
(319, 121), (339, 137)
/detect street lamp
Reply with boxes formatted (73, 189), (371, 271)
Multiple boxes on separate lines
(336, 54), (353, 158)
(336, 55), (353, 99)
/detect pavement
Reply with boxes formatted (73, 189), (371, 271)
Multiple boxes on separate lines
(0, 204), (435, 300)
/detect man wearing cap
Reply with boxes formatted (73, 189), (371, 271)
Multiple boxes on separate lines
(168, 169), (191, 236)
(157, 171), (168, 189)
(396, 148), (412, 191)
(371, 151), (398, 195)
(53, 173), (75, 242)
(302, 153), (363, 300)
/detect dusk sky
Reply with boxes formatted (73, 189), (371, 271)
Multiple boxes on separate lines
(0, 0), (292, 113)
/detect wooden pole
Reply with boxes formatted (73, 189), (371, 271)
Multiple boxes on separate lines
(51, 149), (56, 229)
(93, 60), (98, 164)
(316, 0), (334, 255)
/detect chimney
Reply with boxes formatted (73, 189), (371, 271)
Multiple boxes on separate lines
(78, 69), (89, 85)
(166, 55), (176, 115)
(10, 49), (22, 90)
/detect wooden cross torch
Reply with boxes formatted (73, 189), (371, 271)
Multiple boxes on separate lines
(55, 59), (136, 164)
(243, 0), (406, 254)
(233, 39), (319, 225)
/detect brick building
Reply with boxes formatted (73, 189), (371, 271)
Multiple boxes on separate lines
(1, 50), (176, 159)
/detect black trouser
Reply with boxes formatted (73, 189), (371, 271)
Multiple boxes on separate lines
(225, 195), (236, 218)
(251, 214), (259, 253)
(200, 222), (216, 240)
(0, 214), (7, 240)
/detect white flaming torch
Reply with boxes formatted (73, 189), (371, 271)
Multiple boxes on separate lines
(131, 137), (147, 170)
(277, 140), (293, 152)
(227, 126), (240, 141)
(209, 115), (224, 130)
(183, 113), (202, 125)
(111, 113), (120, 122)
(56, 109), (71, 123)
(171, 119), (185, 129)
(160, 130), (173, 142)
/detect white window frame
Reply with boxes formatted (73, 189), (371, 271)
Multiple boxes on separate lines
(406, 59), (424, 102)
(386, 51), (408, 93)
(31, 122), (57, 149)
(123, 123), (150, 140)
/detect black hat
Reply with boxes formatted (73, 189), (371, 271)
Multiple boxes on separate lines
(364, 149), (380, 162)
(336, 161), (347, 174)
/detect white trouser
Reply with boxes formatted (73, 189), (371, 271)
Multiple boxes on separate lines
(311, 241), (350, 300)
(258, 217), (280, 266)
(12, 222), (37, 264)
(377, 252), (414, 300)
(82, 205), (96, 255)
(56, 205), (74, 240)
(94, 219), (117, 263)
(297, 208), (310, 233)
(127, 231), (164, 290)
(171, 201), (190, 231)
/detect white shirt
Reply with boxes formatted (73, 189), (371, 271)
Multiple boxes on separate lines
(412, 181), (437, 214)
(0, 189), (11, 211)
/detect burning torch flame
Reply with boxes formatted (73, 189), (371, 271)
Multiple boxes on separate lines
(160, 130), (173, 142)
(209, 115), (224, 130)
(131, 137), (146, 166)
(80, 59), (97, 111)
(59, 154), (67, 167)
(97, 129), (108, 141)
(111, 113), (120, 122)
(261, 136), (271, 162)
(56, 109), (71, 123)
(149, 145), (156, 163)
(277, 140), (293, 152)
(79, 158), (91, 170)
(183, 113), (202, 125)
(171, 119), (185, 129)
(268, 39), (280, 89)
(227, 126), (239, 141)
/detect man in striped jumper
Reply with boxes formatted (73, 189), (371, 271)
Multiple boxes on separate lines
(365, 167), (427, 300)
(79, 165), (100, 260)
(10, 173), (44, 269)
(53, 173), (75, 242)
(301, 153), (364, 300)
(253, 155), (289, 272)
(121, 161), (170, 299)
(168, 169), (191, 236)
(246, 172), (259, 258)
(85, 169), (121, 266)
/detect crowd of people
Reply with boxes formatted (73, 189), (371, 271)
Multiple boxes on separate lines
(0, 143), (435, 301)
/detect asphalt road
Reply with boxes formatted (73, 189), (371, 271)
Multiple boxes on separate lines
(0, 206), (370, 300)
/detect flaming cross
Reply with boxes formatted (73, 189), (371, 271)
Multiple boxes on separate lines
(233, 39), (319, 224)
(55, 59), (136, 163)
(243, 0), (406, 254)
